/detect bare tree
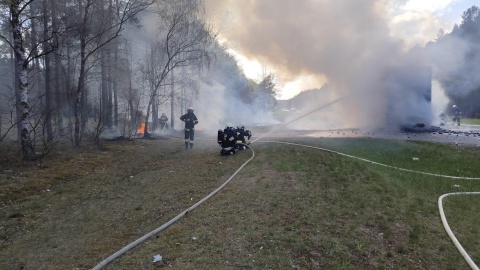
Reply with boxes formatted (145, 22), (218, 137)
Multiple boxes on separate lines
(72, 0), (151, 147)
(1, 0), (58, 160)
(142, 0), (215, 135)
(0, 0), (217, 152)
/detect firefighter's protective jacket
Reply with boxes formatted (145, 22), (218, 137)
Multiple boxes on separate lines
(236, 127), (252, 143)
(180, 112), (198, 129)
(159, 115), (168, 123)
(221, 127), (236, 150)
(452, 108), (461, 119)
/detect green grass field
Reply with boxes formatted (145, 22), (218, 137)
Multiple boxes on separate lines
(1, 136), (479, 269)
(462, 118), (480, 125)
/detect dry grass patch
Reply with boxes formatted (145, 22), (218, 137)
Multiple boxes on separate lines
(0, 137), (247, 269)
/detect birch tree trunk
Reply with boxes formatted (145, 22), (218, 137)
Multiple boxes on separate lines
(10, 0), (35, 160)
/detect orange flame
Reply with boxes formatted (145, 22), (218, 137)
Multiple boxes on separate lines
(137, 121), (145, 134)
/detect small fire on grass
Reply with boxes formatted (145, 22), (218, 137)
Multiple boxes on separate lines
(137, 121), (145, 134)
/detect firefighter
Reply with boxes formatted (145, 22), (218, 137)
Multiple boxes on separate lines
(159, 113), (169, 134)
(438, 111), (446, 126)
(451, 105), (461, 126)
(220, 123), (236, 155)
(235, 126), (252, 150)
(245, 127), (252, 140)
(180, 107), (198, 149)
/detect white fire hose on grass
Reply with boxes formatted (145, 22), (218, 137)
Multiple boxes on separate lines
(92, 144), (255, 270)
(255, 140), (480, 270)
(246, 95), (480, 269)
(93, 95), (478, 269)
(256, 140), (480, 180)
(438, 192), (480, 270)
(94, 138), (480, 269)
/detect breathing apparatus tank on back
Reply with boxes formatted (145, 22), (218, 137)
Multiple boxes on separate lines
(220, 123), (236, 155)
(217, 129), (223, 145)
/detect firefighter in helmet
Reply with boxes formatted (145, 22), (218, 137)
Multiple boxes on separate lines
(180, 107), (198, 149)
(220, 123), (237, 155)
(235, 126), (252, 150)
(159, 113), (169, 134)
(451, 105), (461, 126)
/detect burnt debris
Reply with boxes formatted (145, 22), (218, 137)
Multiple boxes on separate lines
(400, 124), (480, 137)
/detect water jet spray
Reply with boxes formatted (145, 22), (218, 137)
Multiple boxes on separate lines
(252, 95), (349, 143)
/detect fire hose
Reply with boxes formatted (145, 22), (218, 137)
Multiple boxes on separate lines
(93, 138), (480, 269)
(253, 109), (480, 270)
(438, 192), (480, 270)
(93, 98), (351, 268)
(92, 94), (479, 269)
(256, 140), (480, 180)
(255, 140), (480, 270)
(91, 143), (256, 270)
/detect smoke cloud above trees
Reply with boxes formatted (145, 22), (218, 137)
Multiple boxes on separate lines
(205, 0), (435, 128)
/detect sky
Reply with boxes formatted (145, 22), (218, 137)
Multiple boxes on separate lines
(205, 0), (478, 100)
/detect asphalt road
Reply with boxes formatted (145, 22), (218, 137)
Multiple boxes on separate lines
(252, 124), (480, 147)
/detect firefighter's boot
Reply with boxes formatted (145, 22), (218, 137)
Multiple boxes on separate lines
(189, 143), (193, 149)
(185, 142), (188, 149)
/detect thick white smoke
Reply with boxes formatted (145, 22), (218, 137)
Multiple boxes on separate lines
(204, 0), (440, 129)
(431, 80), (450, 124)
(195, 81), (280, 134)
